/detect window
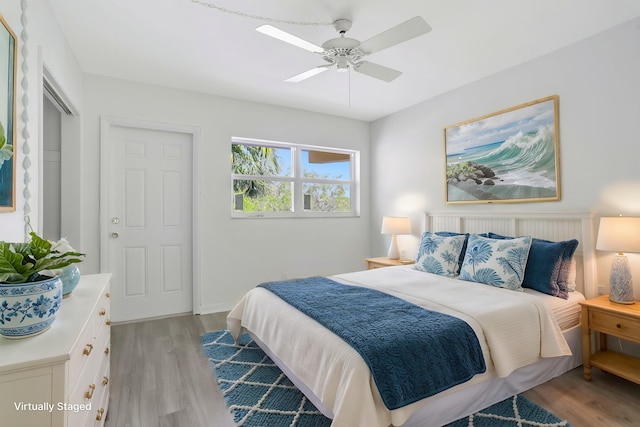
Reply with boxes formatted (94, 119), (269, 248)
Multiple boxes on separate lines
(231, 137), (359, 217)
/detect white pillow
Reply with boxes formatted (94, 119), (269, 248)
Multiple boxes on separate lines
(415, 233), (466, 277)
(459, 234), (532, 291)
(567, 258), (577, 291)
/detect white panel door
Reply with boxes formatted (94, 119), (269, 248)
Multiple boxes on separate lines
(107, 125), (193, 322)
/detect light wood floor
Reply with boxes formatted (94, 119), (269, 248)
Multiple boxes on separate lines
(106, 313), (640, 427)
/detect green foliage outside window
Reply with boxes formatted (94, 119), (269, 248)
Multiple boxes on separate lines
(232, 142), (353, 215)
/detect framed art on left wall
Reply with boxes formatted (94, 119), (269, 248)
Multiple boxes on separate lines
(0, 14), (17, 212)
(444, 95), (560, 204)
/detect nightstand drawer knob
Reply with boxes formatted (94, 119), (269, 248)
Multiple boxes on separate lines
(616, 323), (622, 328)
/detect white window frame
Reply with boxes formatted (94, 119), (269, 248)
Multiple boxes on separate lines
(231, 137), (360, 218)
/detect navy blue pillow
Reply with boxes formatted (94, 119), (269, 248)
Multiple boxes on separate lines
(487, 232), (578, 299)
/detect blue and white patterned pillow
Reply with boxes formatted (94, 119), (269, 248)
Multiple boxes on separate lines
(459, 234), (532, 291)
(415, 233), (466, 277)
(432, 232), (470, 272)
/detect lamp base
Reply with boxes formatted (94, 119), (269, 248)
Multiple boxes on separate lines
(387, 235), (400, 260)
(609, 255), (635, 304)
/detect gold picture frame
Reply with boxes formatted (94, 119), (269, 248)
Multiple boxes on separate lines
(444, 95), (560, 204)
(0, 14), (17, 212)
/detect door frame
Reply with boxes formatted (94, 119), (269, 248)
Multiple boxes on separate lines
(99, 116), (202, 315)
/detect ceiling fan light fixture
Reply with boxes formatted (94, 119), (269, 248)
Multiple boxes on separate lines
(336, 56), (349, 72)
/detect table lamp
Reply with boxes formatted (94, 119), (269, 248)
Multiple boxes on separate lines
(381, 216), (411, 260)
(596, 216), (640, 304)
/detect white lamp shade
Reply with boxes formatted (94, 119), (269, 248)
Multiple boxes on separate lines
(596, 217), (640, 253)
(381, 216), (411, 235)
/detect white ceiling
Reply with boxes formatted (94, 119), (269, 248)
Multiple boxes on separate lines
(49, 0), (640, 121)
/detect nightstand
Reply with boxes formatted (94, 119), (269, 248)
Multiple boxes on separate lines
(579, 295), (640, 384)
(365, 257), (414, 270)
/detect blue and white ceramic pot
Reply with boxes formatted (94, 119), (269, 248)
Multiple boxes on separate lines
(0, 276), (63, 339)
(59, 264), (81, 298)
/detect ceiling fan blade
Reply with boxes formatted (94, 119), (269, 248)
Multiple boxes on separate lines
(359, 17), (431, 54)
(256, 25), (324, 53)
(285, 66), (330, 83)
(353, 61), (402, 82)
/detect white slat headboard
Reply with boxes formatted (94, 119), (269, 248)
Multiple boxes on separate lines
(423, 211), (597, 298)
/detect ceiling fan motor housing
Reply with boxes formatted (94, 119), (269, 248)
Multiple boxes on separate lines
(321, 37), (363, 67)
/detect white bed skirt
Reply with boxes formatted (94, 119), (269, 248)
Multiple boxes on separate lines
(250, 324), (582, 427)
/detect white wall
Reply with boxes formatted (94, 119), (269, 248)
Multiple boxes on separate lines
(82, 75), (371, 312)
(371, 18), (640, 295)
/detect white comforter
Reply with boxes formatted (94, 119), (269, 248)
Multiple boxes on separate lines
(227, 266), (571, 427)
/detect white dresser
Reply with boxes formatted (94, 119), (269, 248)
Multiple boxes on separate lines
(0, 274), (112, 427)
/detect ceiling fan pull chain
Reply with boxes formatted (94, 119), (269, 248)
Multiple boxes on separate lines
(190, 0), (333, 26)
(348, 67), (352, 108)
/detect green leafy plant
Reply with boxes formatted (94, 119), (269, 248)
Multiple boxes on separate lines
(0, 120), (13, 168)
(0, 232), (85, 284)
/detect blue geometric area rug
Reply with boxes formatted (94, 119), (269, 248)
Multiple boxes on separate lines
(201, 330), (570, 427)
(444, 394), (570, 427)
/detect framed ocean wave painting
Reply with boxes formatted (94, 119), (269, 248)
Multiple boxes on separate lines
(444, 95), (560, 204)
(0, 14), (17, 212)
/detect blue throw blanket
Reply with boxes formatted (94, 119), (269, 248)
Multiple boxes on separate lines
(259, 276), (486, 410)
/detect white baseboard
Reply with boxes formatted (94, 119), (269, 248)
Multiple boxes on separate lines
(198, 302), (234, 315)
(110, 311), (192, 326)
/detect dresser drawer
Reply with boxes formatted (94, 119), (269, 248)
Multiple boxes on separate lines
(94, 313), (110, 360)
(91, 287), (111, 338)
(69, 319), (96, 388)
(68, 350), (101, 405)
(67, 376), (93, 427)
(92, 350), (110, 427)
(68, 340), (109, 427)
(368, 262), (386, 269)
(590, 309), (640, 343)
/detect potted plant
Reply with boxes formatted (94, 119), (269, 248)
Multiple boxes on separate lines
(0, 232), (85, 338)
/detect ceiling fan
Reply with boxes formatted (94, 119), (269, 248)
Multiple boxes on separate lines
(256, 16), (431, 83)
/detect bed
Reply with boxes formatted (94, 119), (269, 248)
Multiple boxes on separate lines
(227, 211), (597, 427)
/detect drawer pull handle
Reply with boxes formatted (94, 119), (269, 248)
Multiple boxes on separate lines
(85, 384), (96, 399)
(96, 408), (105, 421)
(99, 309), (107, 316)
(103, 376), (109, 386)
(83, 344), (94, 356)
(616, 323), (622, 328)
(104, 347), (110, 355)
(106, 319), (112, 326)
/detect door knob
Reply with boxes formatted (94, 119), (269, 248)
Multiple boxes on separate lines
(111, 232), (119, 238)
